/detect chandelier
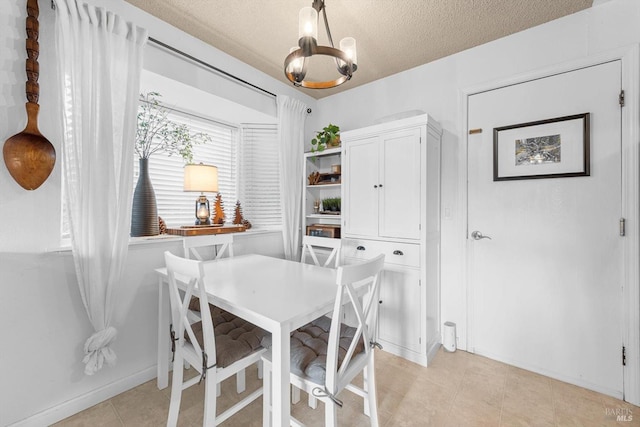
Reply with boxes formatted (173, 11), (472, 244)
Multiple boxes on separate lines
(284, 0), (357, 89)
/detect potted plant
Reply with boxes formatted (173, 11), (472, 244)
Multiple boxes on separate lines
(322, 197), (341, 212)
(132, 92), (211, 236)
(311, 123), (340, 154)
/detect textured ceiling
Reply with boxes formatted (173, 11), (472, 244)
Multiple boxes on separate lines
(125, 0), (593, 99)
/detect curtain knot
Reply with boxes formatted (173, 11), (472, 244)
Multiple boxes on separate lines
(82, 326), (118, 375)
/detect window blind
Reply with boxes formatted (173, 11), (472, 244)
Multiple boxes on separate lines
(239, 124), (281, 229)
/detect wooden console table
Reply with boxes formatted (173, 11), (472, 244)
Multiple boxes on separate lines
(165, 225), (245, 236)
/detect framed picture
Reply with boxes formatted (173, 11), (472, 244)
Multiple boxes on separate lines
(493, 113), (590, 181)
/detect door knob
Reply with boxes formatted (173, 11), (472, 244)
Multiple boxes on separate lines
(471, 230), (492, 240)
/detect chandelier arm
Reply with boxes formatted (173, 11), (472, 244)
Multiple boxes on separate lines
(321, 5), (335, 48)
(320, 3), (345, 71)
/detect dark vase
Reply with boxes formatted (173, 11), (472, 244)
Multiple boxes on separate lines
(131, 158), (159, 236)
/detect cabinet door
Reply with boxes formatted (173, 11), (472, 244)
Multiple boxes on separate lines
(343, 136), (379, 237)
(378, 268), (421, 353)
(379, 128), (422, 239)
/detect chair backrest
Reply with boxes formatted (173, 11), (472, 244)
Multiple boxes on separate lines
(164, 251), (217, 366)
(300, 235), (342, 268)
(183, 234), (234, 261)
(325, 254), (385, 393)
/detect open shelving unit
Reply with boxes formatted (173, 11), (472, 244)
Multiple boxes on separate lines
(302, 146), (342, 238)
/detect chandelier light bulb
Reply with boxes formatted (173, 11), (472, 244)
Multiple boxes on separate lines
(298, 7), (318, 40)
(339, 37), (357, 64)
(337, 37), (357, 76)
(288, 47), (304, 73)
(286, 47), (306, 83)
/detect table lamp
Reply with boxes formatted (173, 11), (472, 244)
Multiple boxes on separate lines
(184, 163), (218, 225)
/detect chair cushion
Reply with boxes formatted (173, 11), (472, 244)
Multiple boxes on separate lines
(262, 316), (365, 385)
(187, 304), (268, 368)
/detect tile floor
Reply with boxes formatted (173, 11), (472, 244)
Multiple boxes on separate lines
(54, 348), (639, 426)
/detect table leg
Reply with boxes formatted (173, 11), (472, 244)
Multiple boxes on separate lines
(157, 276), (169, 389)
(271, 326), (290, 426)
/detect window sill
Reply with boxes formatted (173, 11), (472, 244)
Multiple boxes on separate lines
(48, 228), (281, 253)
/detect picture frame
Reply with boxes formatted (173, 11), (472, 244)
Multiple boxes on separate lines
(493, 113), (590, 181)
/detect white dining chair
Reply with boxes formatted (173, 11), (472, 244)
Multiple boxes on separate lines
(300, 235), (341, 268)
(182, 234), (258, 394)
(164, 251), (267, 427)
(262, 254), (386, 427)
(183, 234), (234, 261)
(294, 235), (343, 409)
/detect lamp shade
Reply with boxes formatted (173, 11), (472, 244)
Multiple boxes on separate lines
(184, 163), (219, 192)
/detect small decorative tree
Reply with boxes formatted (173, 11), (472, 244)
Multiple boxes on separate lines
(233, 200), (244, 225)
(213, 193), (225, 225)
(232, 200), (252, 229)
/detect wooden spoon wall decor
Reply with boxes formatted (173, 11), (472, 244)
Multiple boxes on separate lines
(3, 0), (56, 190)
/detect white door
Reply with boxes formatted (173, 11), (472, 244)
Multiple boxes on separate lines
(379, 128), (422, 240)
(467, 61), (623, 397)
(343, 136), (379, 237)
(378, 267), (421, 352)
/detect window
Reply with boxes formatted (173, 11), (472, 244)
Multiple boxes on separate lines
(134, 110), (238, 227)
(62, 108), (281, 240)
(135, 112), (282, 230)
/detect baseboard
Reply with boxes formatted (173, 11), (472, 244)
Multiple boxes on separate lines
(473, 348), (624, 401)
(9, 366), (157, 427)
(426, 340), (441, 365)
(378, 340), (428, 367)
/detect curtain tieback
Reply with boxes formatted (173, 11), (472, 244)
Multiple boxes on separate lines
(82, 326), (118, 375)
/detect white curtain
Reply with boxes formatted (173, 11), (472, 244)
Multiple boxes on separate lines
(277, 96), (308, 260)
(55, 0), (148, 375)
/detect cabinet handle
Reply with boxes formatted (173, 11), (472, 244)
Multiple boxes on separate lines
(379, 300), (383, 304)
(373, 185), (378, 188)
(356, 246), (366, 251)
(393, 250), (404, 256)
(379, 184), (383, 188)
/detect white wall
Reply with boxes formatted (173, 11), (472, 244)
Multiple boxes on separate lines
(0, 1), (303, 425)
(312, 0), (640, 351)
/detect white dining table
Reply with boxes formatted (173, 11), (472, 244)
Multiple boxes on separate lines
(156, 253), (338, 426)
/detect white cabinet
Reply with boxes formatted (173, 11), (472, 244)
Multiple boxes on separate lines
(303, 147), (342, 236)
(341, 114), (442, 367)
(343, 128), (422, 239)
(378, 268), (422, 354)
